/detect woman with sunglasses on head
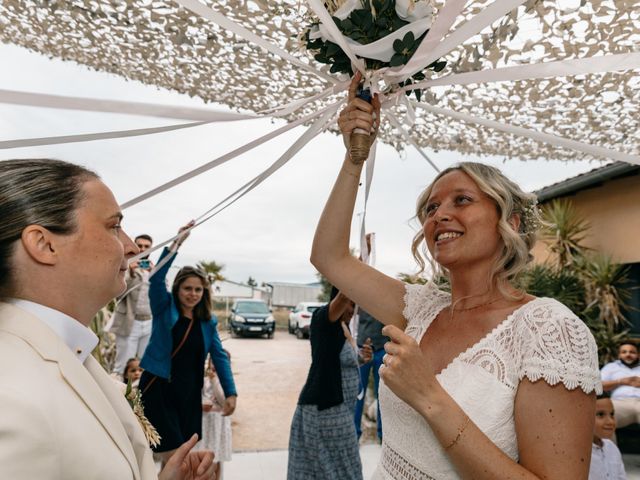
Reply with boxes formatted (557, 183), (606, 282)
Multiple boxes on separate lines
(310, 74), (601, 480)
(139, 222), (237, 466)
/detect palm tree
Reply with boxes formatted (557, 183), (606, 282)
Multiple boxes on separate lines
(541, 199), (591, 269)
(578, 253), (632, 331)
(197, 260), (226, 282)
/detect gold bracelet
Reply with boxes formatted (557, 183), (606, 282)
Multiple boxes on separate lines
(445, 415), (471, 451)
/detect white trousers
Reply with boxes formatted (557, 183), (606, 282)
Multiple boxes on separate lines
(114, 319), (152, 374)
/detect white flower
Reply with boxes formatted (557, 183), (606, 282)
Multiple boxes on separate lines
(395, 0), (433, 22)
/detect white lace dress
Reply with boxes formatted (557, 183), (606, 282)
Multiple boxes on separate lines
(373, 282), (602, 480)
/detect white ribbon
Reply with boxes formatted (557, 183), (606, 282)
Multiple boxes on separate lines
(412, 100), (640, 166)
(127, 103), (340, 264)
(0, 121), (208, 150)
(174, 0), (336, 85)
(0, 89), (257, 121)
(257, 81), (349, 117)
(386, 111), (439, 172)
(384, 0), (468, 83)
(401, 52), (640, 91)
(310, 16), (431, 63)
(120, 101), (342, 209)
(307, 0), (366, 74)
(413, 0), (528, 76)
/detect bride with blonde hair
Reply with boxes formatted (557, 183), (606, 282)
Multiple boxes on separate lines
(311, 74), (601, 480)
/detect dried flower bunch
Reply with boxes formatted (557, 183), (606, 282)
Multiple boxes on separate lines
(125, 381), (161, 448)
(303, 0), (446, 99)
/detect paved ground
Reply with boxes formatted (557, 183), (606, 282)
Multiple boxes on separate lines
(223, 329), (311, 451)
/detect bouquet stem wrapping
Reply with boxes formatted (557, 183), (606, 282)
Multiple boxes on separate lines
(349, 86), (372, 164)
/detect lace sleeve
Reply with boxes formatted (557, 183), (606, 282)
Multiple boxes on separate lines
(518, 299), (602, 394)
(402, 282), (449, 330)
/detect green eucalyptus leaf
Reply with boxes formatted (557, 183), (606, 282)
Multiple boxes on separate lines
(390, 53), (405, 67)
(432, 61), (446, 72)
(415, 90), (422, 101)
(325, 42), (341, 57)
(403, 31), (415, 47)
(393, 38), (404, 53)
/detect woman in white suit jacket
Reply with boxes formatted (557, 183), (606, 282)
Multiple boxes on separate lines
(0, 158), (215, 480)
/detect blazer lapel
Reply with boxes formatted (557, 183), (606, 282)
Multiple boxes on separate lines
(84, 356), (157, 480)
(0, 303), (141, 480)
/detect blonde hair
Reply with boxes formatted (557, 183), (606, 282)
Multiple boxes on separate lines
(411, 162), (540, 299)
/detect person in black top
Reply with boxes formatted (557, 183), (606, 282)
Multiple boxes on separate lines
(288, 287), (372, 480)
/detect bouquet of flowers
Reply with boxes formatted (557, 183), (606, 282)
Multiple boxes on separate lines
(303, 0), (446, 100)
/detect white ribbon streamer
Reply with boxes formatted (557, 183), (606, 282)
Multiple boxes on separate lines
(0, 89), (257, 121)
(384, 0), (468, 83)
(310, 16), (431, 63)
(307, 0), (366, 74)
(412, 0), (528, 76)
(0, 121), (208, 149)
(120, 101), (342, 209)
(386, 111), (439, 172)
(174, 0), (336, 84)
(127, 103), (340, 264)
(401, 52), (640, 91)
(412, 101), (640, 165)
(257, 81), (349, 117)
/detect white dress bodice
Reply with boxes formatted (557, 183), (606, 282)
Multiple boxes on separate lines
(373, 282), (602, 480)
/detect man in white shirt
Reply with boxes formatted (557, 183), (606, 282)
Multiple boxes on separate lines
(112, 234), (155, 376)
(0, 158), (214, 479)
(601, 342), (640, 428)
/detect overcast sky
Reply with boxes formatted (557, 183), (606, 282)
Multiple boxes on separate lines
(0, 44), (603, 285)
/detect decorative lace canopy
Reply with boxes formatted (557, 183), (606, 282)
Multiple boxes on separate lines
(1, 0), (639, 162)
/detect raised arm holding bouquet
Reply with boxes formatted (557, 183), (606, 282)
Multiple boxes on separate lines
(302, 0), (446, 162)
(310, 75), (602, 480)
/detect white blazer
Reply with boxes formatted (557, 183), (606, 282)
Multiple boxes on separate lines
(0, 302), (157, 479)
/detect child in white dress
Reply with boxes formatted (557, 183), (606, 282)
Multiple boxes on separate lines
(589, 394), (627, 480)
(196, 353), (232, 479)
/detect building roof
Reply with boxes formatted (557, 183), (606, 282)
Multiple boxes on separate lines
(534, 162), (640, 203)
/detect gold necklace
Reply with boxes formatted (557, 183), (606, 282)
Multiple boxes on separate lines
(452, 298), (501, 312)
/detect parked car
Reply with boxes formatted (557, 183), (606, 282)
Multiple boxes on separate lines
(288, 301), (325, 339)
(228, 299), (275, 339)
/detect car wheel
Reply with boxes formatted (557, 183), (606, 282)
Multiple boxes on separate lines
(267, 331), (274, 339)
(296, 328), (304, 340)
(288, 321), (294, 334)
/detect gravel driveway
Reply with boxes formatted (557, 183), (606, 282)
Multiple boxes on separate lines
(222, 330), (311, 451)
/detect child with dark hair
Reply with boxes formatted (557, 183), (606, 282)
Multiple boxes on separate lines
(123, 358), (143, 387)
(589, 393), (627, 480)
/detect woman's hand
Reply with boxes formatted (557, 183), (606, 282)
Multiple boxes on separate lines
(221, 395), (237, 416)
(337, 72), (381, 153)
(359, 338), (373, 364)
(171, 220), (195, 251)
(380, 325), (440, 415)
(159, 434), (216, 480)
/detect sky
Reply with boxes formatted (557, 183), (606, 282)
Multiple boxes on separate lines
(0, 43), (603, 285)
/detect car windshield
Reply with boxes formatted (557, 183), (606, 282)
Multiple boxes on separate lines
(236, 302), (269, 314)
(307, 306), (321, 313)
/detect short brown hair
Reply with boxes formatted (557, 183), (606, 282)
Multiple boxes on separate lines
(0, 159), (98, 296)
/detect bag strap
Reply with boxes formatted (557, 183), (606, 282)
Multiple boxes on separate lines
(142, 317), (195, 395)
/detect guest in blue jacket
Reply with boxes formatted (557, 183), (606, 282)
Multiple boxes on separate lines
(140, 222), (237, 464)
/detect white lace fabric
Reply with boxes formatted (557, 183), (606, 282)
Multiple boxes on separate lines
(373, 282), (602, 480)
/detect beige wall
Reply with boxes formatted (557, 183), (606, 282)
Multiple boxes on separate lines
(533, 174), (640, 265)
